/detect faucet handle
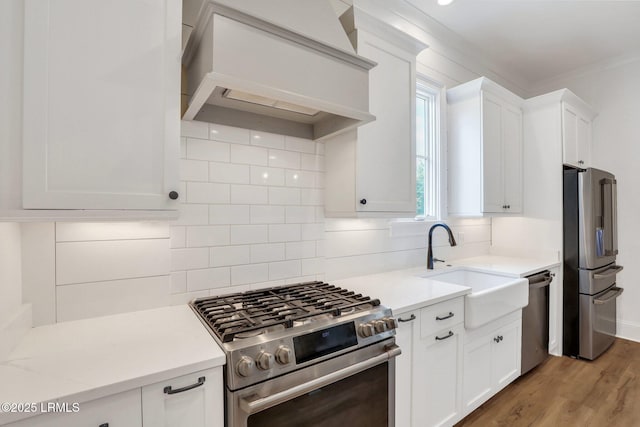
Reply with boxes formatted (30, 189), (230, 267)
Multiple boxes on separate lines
(433, 258), (446, 263)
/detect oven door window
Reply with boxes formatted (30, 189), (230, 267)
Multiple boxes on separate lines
(247, 362), (389, 427)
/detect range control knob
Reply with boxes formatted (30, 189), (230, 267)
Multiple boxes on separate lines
(256, 351), (275, 371)
(236, 356), (256, 377)
(275, 346), (293, 365)
(373, 320), (388, 334)
(384, 317), (399, 330)
(358, 323), (375, 338)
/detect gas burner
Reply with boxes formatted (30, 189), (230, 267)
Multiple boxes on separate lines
(190, 281), (380, 343)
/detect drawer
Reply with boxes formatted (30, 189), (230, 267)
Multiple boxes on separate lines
(5, 388), (142, 427)
(421, 297), (464, 337)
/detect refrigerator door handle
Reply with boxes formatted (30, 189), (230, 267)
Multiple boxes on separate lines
(593, 287), (624, 305)
(601, 177), (618, 256)
(593, 265), (624, 279)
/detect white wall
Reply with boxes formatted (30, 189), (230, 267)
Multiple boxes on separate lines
(0, 223), (22, 324)
(531, 56), (640, 341)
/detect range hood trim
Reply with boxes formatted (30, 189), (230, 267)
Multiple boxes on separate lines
(183, 1), (377, 141)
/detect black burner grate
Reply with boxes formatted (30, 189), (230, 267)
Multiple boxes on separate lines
(191, 281), (380, 342)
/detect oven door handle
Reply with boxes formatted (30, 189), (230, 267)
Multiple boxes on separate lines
(239, 344), (401, 414)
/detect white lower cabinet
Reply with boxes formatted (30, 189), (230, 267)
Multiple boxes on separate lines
(462, 312), (522, 416)
(4, 368), (223, 427)
(142, 368), (223, 427)
(395, 297), (464, 427)
(394, 310), (419, 427)
(5, 389), (142, 427)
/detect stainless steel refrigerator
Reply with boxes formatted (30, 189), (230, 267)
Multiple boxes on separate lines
(563, 167), (624, 360)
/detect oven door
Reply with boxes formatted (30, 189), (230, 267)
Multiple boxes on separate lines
(228, 339), (400, 427)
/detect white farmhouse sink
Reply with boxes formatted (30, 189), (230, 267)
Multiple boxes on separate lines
(430, 269), (529, 329)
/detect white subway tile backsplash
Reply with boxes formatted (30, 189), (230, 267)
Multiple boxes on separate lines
(230, 144), (269, 165)
(231, 185), (269, 205)
(230, 225), (269, 245)
(209, 205), (251, 225)
(285, 206), (316, 224)
(170, 226), (186, 248)
(285, 170), (315, 188)
(187, 267), (231, 291)
(269, 187), (301, 205)
(210, 246), (251, 267)
(316, 240), (325, 257)
(57, 276), (170, 322)
(55, 222), (170, 242)
(56, 239), (169, 285)
(315, 172), (325, 189)
(181, 120), (209, 139)
(285, 241), (316, 260)
(250, 243), (285, 263)
(301, 257), (325, 276)
(186, 182), (230, 204)
(186, 138), (230, 162)
(250, 166), (285, 186)
(170, 290), (210, 306)
(269, 224), (301, 242)
(300, 189), (324, 206)
(170, 271), (187, 294)
(315, 142), (325, 155)
(269, 260), (301, 281)
(171, 247), (210, 271)
(180, 159), (209, 182)
(209, 123), (250, 144)
(249, 280), (285, 290)
(251, 131), (285, 149)
(186, 225), (230, 247)
(284, 136), (315, 153)
(301, 154), (324, 171)
(250, 205), (285, 224)
(172, 204), (209, 226)
(231, 263), (269, 285)
(301, 223), (325, 241)
(209, 162), (251, 184)
(268, 149), (301, 169)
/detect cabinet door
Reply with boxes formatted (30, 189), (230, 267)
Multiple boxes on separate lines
(481, 92), (505, 213)
(502, 104), (523, 213)
(142, 368), (223, 427)
(394, 310), (419, 427)
(462, 334), (493, 415)
(355, 31), (416, 214)
(5, 389), (142, 427)
(576, 115), (592, 168)
(413, 325), (463, 427)
(23, 0), (180, 210)
(562, 102), (592, 168)
(492, 320), (522, 391)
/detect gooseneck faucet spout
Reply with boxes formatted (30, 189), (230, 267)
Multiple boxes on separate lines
(427, 223), (457, 270)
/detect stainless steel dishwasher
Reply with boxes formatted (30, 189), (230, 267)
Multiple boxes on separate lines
(521, 270), (552, 375)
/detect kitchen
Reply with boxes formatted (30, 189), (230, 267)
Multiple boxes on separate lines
(1, 0), (639, 426)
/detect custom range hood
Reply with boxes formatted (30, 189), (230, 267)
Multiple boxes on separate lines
(182, 0), (376, 140)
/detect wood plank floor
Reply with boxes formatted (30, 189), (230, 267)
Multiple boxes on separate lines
(455, 338), (640, 427)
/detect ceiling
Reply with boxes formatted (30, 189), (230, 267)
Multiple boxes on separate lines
(405, 0), (640, 86)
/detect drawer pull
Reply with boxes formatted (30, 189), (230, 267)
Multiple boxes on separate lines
(435, 331), (454, 341)
(99, 424), (109, 427)
(398, 314), (416, 323)
(494, 335), (504, 343)
(164, 376), (206, 395)
(435, 312), (454, 321)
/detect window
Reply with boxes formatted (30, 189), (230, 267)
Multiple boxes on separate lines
(415, 80), (441, 219)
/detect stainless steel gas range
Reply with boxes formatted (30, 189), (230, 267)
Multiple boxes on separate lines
(190, 281), (400, 427)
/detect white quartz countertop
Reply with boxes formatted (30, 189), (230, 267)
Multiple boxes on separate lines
(333, 254), (560, 314)
(0, 305), (225, 424)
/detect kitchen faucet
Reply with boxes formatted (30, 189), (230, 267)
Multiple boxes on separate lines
(427, 223), (457, 270)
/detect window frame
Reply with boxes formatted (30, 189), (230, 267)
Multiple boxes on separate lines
(414, 74), (446, 221)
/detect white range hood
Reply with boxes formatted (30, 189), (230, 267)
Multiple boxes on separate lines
(182, 0), (376, 141)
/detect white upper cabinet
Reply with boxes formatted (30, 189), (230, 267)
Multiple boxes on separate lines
(324, 7), (428, 217)
(447, 77), (524, 216)
(22, 0), (181, 212)
(562, 100), (594, 168)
